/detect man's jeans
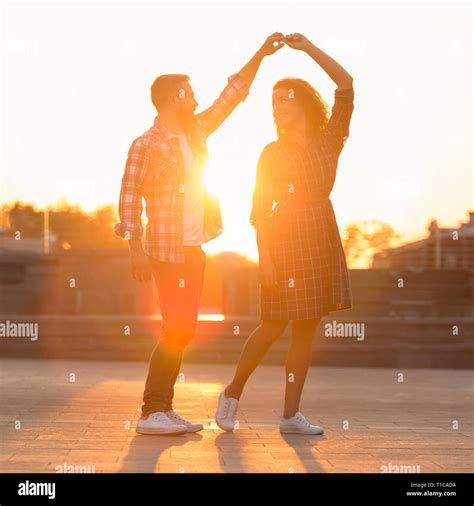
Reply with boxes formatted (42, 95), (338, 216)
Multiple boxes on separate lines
(141, 246), (206, 416)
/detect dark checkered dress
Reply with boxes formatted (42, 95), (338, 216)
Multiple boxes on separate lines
(250, 87), (354, 321)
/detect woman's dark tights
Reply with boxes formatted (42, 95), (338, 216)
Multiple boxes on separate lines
(224, 318), (321, 418)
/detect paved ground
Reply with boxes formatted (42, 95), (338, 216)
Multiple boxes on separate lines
(0, 358), (472, 473)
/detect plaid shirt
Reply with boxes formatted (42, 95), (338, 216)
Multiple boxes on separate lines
(115, 73), (250, 263)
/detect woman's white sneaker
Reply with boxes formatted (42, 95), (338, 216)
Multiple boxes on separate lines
(165, 410), (204, 433)
(136, 411), (187, 435)
(215, 390), (239, 431)
(280, 411), (324, 435)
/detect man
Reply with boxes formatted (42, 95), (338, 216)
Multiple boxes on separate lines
(115, 33), (284, 435)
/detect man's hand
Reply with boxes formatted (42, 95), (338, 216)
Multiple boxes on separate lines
(130, 249), (152, 283)
(283, 32), (313, 52)
(257, 32), (285, 57)
(259, 257), (278, 290)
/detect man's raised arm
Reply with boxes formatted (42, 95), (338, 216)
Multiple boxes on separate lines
(198, 32), (285, 137)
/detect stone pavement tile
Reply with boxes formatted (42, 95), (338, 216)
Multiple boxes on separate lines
(2, 430), (44, 439)
(2, 441), (29, 449)
(262, 434), (324, 442)
(268, 453), (326, 463)
(270, 442), (365, 454)
(434, 466), (472, 472)
(168, 450), (225, 460)
(325, 459), (441, 473)
(262, 445), (325, 454)
(81, 435), (130, 441)
(426, 433), (473, 440)
(341, 432), (441, 440)
(113, 462), (158, 473)
(41, 423), (91, 431)
(87, 421), (132, 428)
(36, 433), (127, 441)
(93, 414), (137, 420)
(208, 431), (263, 440)
(220, 452), (275, 462)
(319, 427), (377, 433)
(52, 417), (97, 423)
(313, 451), (419, 460)
(446, 432), (473, 438)
(74, 441), (126, 450)
(270, 458), (333, 469)
(326, 455), (440, 464)
(411, 449), (473, 455)
(24, 440), (127, 451)
(267, 462), (333, 473)
(427, 455), (473, 466)
(195, 443), (268, 451)
(125, 432), (178, 443)
(5, 437), (43, 447)
(23, 441), (80, 450)
(350, 448), (438, 457)
(88, 428), (133, 435)
(66, 450), (120, 462)
(1, 463), (53, 473)
(314, 448), (417, 457)
(157, 465), (225, 473)
(0, 453), (16, 462)
(361, 441), (473, 449)
(121, 438), (177, 449)
(323, 466), (401, 473)
(8, 450), (71, 463)
(219, 465), (273, 473)
(27, 432), (84, 439)
(166, 459), (225, 469)
(216, 446), (273, 454)
(114, 451), (173, 461)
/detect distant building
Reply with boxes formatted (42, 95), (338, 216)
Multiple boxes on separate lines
(372, 211), (474, 271)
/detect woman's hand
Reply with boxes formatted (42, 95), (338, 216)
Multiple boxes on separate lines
(259, 257), (278, 290)
(283, 33), (313, 52)
(257, 32), (286, 57)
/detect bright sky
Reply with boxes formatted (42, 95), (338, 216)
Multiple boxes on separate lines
(1, 0), (472, 260)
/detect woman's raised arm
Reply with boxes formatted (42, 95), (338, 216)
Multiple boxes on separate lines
(284, 33), (353, 90)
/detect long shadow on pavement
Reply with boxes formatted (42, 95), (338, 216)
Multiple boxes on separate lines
(118, 432), (203, 472)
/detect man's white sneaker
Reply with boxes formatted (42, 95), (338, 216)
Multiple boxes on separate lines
(280, 411), (324, 435)
(215, 390), (239, 431)
(136, 411), (187, 435)
(165, 410), (204, 433)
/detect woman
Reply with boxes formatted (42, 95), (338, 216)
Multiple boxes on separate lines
(215, 33), (355, 434)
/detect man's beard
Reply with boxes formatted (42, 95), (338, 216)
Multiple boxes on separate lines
(177, 108), (198, 135)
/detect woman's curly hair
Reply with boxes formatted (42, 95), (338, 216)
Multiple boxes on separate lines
(273, 77), (330, 140)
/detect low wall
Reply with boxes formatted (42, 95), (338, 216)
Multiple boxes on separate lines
(0, 314), (472, 369)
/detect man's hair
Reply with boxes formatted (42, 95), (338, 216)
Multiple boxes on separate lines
(150, 74), (190, 112)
